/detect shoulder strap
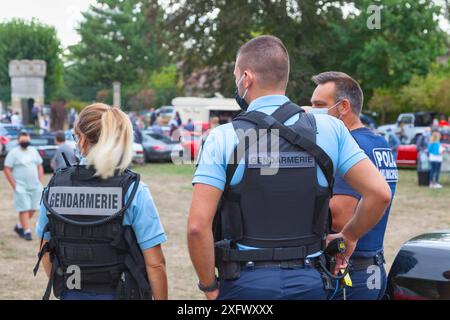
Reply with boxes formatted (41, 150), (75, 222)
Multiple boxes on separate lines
(227, 107), (334, 193)
(224, 102), (302, 192)
(42, 172), (141, 227)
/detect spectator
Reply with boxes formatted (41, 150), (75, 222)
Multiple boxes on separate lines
(31, 103), (40, 127)
(210, 116), (220, 129)
(68, 108), (78, 129)
(184, 118), (195, 132)
(432, 117), (439, 127)
(132, 121), (143, 144)
(175, 111), (182, 127)
(11, 111), (21, 126)
(416, 127), (431, 152)
(386, 128), (401, 161)
(169, 122), (179, 141)
(428, 131), (444, 189)
(149, 107), (157, 126)
(51, 131), (78, 171)
(4, 109), (12, 123)
(3, 131), (44, 241)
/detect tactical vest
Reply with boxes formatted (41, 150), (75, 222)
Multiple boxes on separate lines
(34, 165), (152, 300)
(214, 102), (335, 279)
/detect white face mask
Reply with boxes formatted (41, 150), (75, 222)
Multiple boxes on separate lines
(310, 100), (342, 117)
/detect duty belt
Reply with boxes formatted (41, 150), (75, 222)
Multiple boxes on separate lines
(240, 259), (307, 270)
(349, 252), (385, 271)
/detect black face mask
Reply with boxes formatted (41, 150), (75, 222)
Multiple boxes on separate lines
(19, 141), (30, 149)
(235, 74), (249, 111)
(235, 88), (249, 111)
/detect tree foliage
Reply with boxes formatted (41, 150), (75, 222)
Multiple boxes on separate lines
(66, 0), (172, 105)
(0, 19), (64, 103)
(165, 0), (447, 105)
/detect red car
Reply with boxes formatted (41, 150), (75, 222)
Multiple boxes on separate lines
(181, 131), (202, 161)
(397, 144), (419, 167)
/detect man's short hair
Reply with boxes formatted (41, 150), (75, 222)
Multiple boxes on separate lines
(312, 71), (364, 115)
(18, 130), (29, 138)
(55, 131), (66, 143)
(237, 35), (290, 90)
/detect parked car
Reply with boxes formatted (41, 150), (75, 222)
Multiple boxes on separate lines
(386, 230), (450, 300)
(0, 124), (23, 140)
(0, 133), (57, 172)
(141, 132), (183, 162)
(132, 142), (145, 165)
(378, 112), (441, 145)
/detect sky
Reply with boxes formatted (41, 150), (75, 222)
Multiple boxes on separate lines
(0, 0), (448, 49)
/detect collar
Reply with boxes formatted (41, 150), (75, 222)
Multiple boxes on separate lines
(247, 95), (290, 112)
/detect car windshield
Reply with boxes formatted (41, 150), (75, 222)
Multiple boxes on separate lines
(148, 133), (173, 144)
(398, 115), (414, 125)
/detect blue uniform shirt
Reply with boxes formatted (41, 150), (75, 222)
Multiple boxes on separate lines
(36, 178), (167, 251)
(333, 127), (398, 257)
(193, 95), (368, 250)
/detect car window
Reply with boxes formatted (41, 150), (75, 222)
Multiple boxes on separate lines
(398, 115), (414, 125)
(149, 133), (172, 144)
(31, 137), (55, 146)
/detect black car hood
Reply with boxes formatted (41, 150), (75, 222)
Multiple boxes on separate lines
(391, 230), (450, 282)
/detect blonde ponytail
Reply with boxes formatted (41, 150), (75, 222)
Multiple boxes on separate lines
(75, 103), (133, 179)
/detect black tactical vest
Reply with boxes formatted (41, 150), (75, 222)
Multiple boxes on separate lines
(34, 165), (152, 300)
(214, 102), (335, 276)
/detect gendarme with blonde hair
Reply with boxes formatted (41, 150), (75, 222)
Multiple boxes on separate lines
(74, 103), (133, 179)
(34, 103), (168, 300)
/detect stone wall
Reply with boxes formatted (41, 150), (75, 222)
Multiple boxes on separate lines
(9, 60), (47, 112)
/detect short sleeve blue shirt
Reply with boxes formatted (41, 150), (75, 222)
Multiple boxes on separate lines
(333, 127), (398, 257)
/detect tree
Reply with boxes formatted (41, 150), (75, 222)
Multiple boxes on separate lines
(67, 0), (171, 103)
(0, 19), (64, 103)
(399, 63), (450, 115)
(341, 0), (446, 101)
(368, 88), (402, 124)
(166, 0), (447, 105)
(148, 64), (182, 107)
(165, 0), (348, 104)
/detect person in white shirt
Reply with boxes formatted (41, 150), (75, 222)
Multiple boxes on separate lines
(11, 112), (22, 126)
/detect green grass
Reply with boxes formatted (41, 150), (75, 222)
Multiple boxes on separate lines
(132, 163), (196, 177)
(397, 168), (450, 198)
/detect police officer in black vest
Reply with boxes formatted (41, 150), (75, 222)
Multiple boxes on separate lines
(188, 35), (392, 300)
(34, 103), (168, 300)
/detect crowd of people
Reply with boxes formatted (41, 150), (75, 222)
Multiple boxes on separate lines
(417, 127), (448, 188)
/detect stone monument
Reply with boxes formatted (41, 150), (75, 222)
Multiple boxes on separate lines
(113, 81), (121, 108)
(9, 60), (47, 118)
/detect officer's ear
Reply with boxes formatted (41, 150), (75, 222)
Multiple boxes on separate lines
(340, 99), (352, 115)
(243, 70), (254, 89)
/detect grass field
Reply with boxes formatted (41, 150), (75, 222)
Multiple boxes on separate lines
(0, 164), (449, 300)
